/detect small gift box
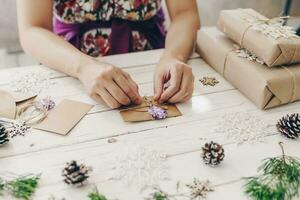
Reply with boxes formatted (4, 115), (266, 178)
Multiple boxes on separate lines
(196, 27), (300, 110)
(217, 9), (300, 67)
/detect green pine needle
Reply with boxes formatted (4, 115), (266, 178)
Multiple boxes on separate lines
(88, 187), (108, 200)
(4, 174), (40, 200)
(244, 142), (300, 200)
(146, 187), (170, 200)
(152, 192), (169, 200)
(0, 178), (5, 195)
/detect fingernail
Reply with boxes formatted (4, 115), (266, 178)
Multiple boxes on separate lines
(158, 99), (163, 104)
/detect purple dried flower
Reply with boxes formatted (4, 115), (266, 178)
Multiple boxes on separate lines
(148, 106), (168, 120)
(36, 97), (55, 111)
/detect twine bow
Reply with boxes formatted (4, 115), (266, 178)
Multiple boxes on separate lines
(16, 96), (55, 126)
(122, 96), (168, 120)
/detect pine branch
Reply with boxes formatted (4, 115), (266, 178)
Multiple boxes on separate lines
(88, 187), (108, 200)
(0, 174), (40, 200)
(2, 174), (40, 200)
(244, 142), (300, 200)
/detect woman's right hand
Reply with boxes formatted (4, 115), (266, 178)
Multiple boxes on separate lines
(78, 61), (143, 108)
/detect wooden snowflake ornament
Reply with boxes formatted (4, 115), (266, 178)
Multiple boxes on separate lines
(199, 77), (219, 86)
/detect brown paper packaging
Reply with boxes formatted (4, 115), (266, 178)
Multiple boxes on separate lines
(196, 27), (300, 110)
(0, 90), (37, 119)
(217, 9), (300, 67)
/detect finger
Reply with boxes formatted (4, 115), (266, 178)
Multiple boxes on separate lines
(113, 74), (142, 105)
(168, 73), (193, 103)
(104, 80), (131, 105)
(123, 72), (143, 104)
(90, 93), (105, 104)
(153, 72), (165, 101)
(159, 66), (183, 103)
(96, 87), (121, 109)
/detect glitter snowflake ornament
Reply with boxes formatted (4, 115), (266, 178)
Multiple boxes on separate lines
(112, 146), (169, 190)
(202, 141), (225, 166)
(277, 113), (300, 139)
(186, 179), (214, 199)
(215, 112), (274, 144)
(10, 69), (56, 94)
(62, 160), (91, 187)
(148, 106), (168, 120)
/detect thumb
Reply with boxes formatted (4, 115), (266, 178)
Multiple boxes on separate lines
(154, 73), (164, 101)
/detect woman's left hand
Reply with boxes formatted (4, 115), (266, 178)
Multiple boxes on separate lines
(154, 56), (194, 103)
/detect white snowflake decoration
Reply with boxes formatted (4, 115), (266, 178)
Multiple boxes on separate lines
(112, 145), (169, 190)
(215, 112), (275, 145)
(245, 17), (299, 40)
(235, 47), (264, 65)
(186, 179), (214, 200)
(10, 69), (56, 94)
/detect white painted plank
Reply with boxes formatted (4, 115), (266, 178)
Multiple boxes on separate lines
(0, 49), (300, 200)
(0, 49), (200, 85)
(0, 133), (298, 199)
(0, 57), (232, 114)
(17, 52), (40, 67)
(100, 49), (200, 69)
(1, 88), (300, 159)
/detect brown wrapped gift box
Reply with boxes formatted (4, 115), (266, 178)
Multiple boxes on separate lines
(217, 9), (300, 67)
(196, 27), (300, 110)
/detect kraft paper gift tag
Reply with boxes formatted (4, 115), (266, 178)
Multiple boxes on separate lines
(0, 90), (37, 119)
(35, 99), (93, 135)
(120, 97), (182, 122)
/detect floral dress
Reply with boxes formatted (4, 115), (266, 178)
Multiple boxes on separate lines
(53, 0), (166, 57)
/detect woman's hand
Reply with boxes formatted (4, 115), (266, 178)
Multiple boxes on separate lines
(154, 56), (194, 103)
(78, 62), (143, 108)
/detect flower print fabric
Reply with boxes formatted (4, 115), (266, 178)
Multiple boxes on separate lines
(53, 0), (165, 57)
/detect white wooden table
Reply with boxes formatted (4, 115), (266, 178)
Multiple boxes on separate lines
(0, 49), (300, 200)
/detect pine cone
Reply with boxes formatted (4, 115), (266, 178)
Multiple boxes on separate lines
(277, 113), (300, 139)
(62, 160), (90, 186)
(202, 141), (225, 166)
(0, 124), (9, 146)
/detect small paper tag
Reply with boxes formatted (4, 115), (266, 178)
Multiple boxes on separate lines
(120, 97), (182, 122)
(34, 99), (93, 135)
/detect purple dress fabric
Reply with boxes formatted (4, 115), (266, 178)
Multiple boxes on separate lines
(53, 4), (166, 56)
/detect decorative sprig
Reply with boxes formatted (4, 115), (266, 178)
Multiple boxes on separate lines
(88, 187), (108, 200)
(146, 187), (170, 200)
(244, 142), (300, 200)
(0, 174), (40, 200)
(146, 179), (214, 200)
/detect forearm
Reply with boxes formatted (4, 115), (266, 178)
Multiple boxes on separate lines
(20, 27), (97, 78)
(162, 12), (200, 62)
